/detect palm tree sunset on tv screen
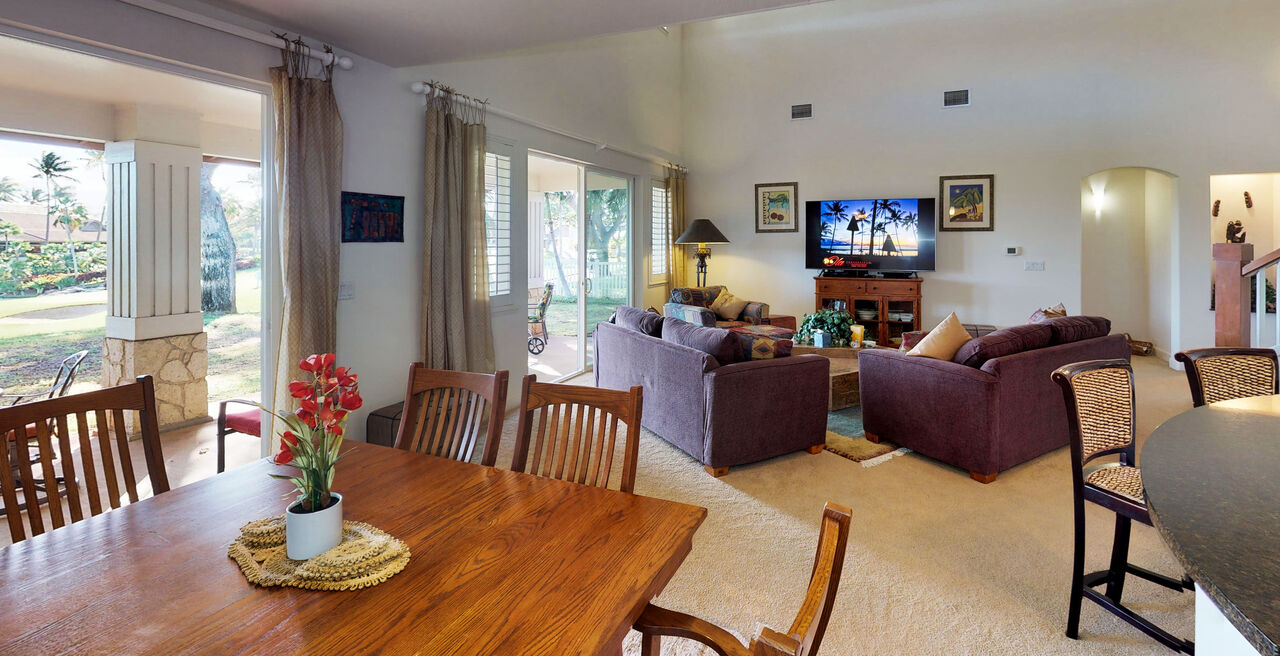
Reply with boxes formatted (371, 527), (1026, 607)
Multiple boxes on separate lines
(819, 198), (920, 256)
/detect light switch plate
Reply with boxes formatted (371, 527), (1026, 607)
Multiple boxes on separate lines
(1024, 261), (1045, 271)
(338, 282), (355, 300)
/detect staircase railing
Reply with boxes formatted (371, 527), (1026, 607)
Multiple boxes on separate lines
(1214, 242), (1280, 347)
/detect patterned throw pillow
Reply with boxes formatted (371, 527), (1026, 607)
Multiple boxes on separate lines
(1029, 302), (1068, 323)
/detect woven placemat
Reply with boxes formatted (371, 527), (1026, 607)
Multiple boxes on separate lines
(228, 515), (410, 590)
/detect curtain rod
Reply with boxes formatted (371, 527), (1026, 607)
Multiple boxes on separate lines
(409, 81), (679, 170)
(117, 0), (354, 70)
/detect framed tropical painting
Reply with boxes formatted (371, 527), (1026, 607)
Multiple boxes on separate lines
(755, 182), (799, 233)
(939, 175), (994, 231)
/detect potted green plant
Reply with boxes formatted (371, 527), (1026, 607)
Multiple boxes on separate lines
(260, 353), (362, 560)
(798, 309), (855, 347)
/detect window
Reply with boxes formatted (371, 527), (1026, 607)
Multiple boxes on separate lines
(484, 152), (512, 299)
(650, 182), (669, 284)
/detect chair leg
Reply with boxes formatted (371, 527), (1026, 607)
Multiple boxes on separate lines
(1067, 507), (1086, 640)
(1105, 515), (1131, 603)
(216, 424), (228, 475)
(640, 633), (660, 656)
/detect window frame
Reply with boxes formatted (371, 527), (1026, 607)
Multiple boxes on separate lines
(483, 148), (515, 308)
(648, 178), (670, 287)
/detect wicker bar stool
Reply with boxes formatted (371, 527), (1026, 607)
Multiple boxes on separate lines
(1051, 359), (1193, 653)
(1174, 347), (1279, 407)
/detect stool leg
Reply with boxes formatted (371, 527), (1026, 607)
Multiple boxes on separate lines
(1067, 504), (1086, 639)
(1105, 515), (1131, 603)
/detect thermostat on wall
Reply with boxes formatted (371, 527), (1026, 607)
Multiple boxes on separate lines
(1005, 246), (1022, 256)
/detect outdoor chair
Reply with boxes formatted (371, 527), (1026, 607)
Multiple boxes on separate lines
(3, 349), (91, 505)
(216, 399), (262, 473)
(1174, 347), (1279, 407)
(1052, 359), (1193, 653)
(528, 282), (553, 354)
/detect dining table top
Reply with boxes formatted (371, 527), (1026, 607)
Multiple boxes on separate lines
(1142, 394), (1280, 656)
(0, 440), (707, 655)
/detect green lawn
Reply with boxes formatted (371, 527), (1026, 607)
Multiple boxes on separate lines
(0, 269), (262, 400)
(543, 297), (625, 337)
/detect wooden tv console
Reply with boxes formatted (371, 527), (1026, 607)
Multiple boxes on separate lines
(814, 276), (922, 348)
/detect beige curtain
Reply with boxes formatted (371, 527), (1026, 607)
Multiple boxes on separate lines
(269, 42), (343, 443)
(665, 165), (689, 294)
(421, 84), (495, 372)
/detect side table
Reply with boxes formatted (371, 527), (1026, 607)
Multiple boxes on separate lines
(766, 314), (797, 331)
(792, 345), (861, 410)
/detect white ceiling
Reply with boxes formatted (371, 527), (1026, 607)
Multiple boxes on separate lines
(194, 0), (820, 66)
(0, 35), (261, 129)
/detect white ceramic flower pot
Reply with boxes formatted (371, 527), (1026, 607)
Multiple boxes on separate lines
(285, 492), (343, 560)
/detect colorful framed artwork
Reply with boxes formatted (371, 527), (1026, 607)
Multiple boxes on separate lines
(341, 191), (404, 243)
(938, 175), (994, 232)
(755, 182), (799, 233)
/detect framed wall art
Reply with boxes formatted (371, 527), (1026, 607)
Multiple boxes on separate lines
(939, 174), (994, 231)
(755, 181), (799, 233)
(341, 191), (405, 243)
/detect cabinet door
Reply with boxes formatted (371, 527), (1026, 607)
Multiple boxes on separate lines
(883, 296), (920, 347)
(848, 296), (882, 342)
(817, 294), (852, 312)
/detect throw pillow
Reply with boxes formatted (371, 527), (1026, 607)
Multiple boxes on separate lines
(952, 323), (1054, 368)
(710, 291), (749, 320)
(1029, 302), (1068, 323)
(661, 317), (742, 365)
(906, 313), (971, 361)
(1044, 316), (1111, 345)
(614, 305), (663, 337)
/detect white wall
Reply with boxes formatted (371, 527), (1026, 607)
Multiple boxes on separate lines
(681, 0), (1280, 356)
(1145, 170), (1176, 360)
(1081, 168), (1149, 338)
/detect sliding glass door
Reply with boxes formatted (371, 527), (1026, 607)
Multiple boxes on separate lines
(583, 169), (631, 369)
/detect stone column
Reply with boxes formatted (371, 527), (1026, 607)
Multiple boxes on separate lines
(101, 136), (209, 429)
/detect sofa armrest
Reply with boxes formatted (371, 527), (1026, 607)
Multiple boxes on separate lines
(702, 354), (829, 468)
(740, 301), (770, 325)
(663, 302), (716, 327)
(858, 349), (1001, 475)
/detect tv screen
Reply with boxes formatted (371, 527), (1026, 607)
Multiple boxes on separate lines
(805, 197), (936, 271)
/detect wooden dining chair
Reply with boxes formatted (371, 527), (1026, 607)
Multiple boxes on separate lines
(0, 375), (170, 544)
(635, 501), (852, 656)
(510, 374), (642, 493)
(393, 363), (509, 467)
(1173, 347), (1279, 407)
(1051, 360), (1193, 653)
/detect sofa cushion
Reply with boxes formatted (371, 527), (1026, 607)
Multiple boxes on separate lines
(1044, 315), (1111, 344)
(907, 313), (972, 360)
(710, 290), (749, 320)
(662, 317), (742, 365)
(614, 305), (663, 337)
(952, 323), (1053, 368)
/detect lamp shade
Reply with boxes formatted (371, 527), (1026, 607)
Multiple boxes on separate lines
(675, 218), (730, 245)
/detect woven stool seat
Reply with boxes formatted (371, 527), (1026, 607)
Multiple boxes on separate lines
(1085, 465), (1144, 503)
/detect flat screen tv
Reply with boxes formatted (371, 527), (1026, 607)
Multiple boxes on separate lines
(805, 197), (936, 272)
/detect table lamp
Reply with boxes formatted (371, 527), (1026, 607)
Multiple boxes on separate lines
(675, 218), (729, 287)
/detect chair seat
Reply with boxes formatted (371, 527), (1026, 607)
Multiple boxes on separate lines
(1085, 465), (1144, 503)
(224, 409), (261, 436)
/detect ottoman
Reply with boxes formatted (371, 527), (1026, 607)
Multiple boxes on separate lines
(729, 324), (796, 360)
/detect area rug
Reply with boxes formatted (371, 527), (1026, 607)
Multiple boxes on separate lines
(824, 406), (910, 466)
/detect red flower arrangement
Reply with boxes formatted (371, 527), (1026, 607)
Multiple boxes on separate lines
(263, 353), (362, 512)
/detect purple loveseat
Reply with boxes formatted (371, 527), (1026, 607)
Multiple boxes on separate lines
(859, 318), (1130, 482)
(594, 320), (829, 476)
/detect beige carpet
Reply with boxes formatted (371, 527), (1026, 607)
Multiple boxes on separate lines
(509, 356), (1193, 656)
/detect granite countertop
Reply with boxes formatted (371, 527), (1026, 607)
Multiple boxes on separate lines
(1142, 395), (1280, 656)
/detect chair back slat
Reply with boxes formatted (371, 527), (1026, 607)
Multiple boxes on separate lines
(73, 411), (102, 516)
(511, 375), (643, 493)
(54, 414), (82, 522)
(0, 376), (168, 543)
(392, 364), (508, 467)
(1175, 347), (1280, 407)
(33, 419), (65, 530)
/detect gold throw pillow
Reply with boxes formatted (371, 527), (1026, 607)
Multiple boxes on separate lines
(906, 312), (971, 360)
(710, 291), (750, 320)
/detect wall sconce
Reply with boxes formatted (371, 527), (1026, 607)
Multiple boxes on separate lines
(1091, 189), (1105, 218)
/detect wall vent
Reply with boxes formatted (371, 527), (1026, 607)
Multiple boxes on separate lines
(790, 103), (813, 120)
(943, 89), (970, 107)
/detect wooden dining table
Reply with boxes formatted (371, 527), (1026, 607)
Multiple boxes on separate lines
(0, 441), (706, 655)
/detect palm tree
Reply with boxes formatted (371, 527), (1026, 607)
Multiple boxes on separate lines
(21, 187), (44, 205)
(950, 187), (984, 222)
(80, 150), (107, 242)
(52, 196), (88, 275)
(30, 152), (74, 243)
(821, 201), (848, 250)
(0, 220), (19, 245)
(865, 199), (901, 254)
(0, 177), (19, 202)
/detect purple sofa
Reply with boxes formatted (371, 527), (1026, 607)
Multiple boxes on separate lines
(858, 318), (1130, 482)
(594, 320), (829, 476)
